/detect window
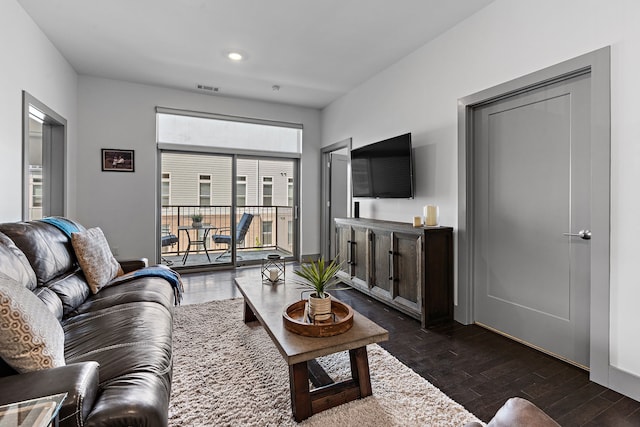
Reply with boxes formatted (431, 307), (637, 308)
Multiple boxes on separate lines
(30, 167), (43, 220)
(262, 221), (273, 246)
(161, 173), (171, 206)
(287, 177), (294, 207)
(157, 111), (302, 154)
(262, 177), (273, 206)
(237, 176), (247, 206)
(288, 220), (293, 246)
(199, 174), (211, 206)
(23, 92), (66, 220)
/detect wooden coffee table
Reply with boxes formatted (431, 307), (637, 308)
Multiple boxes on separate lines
(234, 277), (389, 422)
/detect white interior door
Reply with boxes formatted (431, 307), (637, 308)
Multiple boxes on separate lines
(473, 72), (591, 367)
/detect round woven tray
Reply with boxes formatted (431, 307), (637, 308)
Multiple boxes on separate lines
(282, 299), (354, 337)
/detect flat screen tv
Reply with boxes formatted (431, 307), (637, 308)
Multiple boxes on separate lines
(351, 133), (414, 198)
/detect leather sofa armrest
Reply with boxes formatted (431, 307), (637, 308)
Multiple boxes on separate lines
(118, 258), (148, 273)
(0, 362), (99, 427)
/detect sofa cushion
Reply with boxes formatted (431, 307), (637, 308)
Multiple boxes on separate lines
(71, 227), (123, 294)
(0, 272), (65, 373)
(0, 231), (37, 291)
(0, 221), (85, 286)
(63, 301), (172, 374)
(70, 276), (175, 316)
(34, 287), (64, 321)
(47, 270), (92, 317)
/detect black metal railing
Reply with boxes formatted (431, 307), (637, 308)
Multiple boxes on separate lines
(160, 205), (294, 259)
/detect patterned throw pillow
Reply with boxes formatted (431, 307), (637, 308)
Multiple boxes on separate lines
(0, 272), (66, 372)
(71, 227), (123, 294)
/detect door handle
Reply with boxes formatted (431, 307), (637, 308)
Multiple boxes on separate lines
(563, 229), (592, 240)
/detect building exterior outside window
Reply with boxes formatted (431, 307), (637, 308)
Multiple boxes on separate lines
(287, 177), (294, 206)
(237, 175), (247, 206)
(162, 173), (171, 206)
(262, 176), (273, 206)
(199, 174), (211, 206)
(28, 166), (43, 220)
(262, 220), (273, 245)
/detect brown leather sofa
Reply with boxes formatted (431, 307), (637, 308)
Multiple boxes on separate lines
(0, 219), (176, 426)
(465, 397), (560, 426)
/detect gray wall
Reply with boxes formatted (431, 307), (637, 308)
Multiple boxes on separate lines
(76, 76), (321, 261)
(321, 0), (640, 399)
(0, 0), (78, 221)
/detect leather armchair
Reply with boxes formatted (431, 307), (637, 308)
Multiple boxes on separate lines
(465, 397), (560, 427)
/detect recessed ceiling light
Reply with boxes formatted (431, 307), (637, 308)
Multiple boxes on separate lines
(227, 52), (243, 61)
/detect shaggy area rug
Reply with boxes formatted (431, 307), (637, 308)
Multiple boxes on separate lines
(168, 298), (481, 426)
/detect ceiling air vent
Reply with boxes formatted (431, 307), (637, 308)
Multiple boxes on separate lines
(196, 84), (220, 92)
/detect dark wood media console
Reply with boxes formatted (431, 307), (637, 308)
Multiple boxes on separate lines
(334, 217), (453, 328)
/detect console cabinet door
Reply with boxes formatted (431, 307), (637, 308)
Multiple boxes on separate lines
(335, 223), (353, 277)
(350, 225), (370, 290)
(391, 231), (422, 315)
(370, 229), (392, 300)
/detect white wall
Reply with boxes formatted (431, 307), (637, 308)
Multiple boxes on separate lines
(322, 0), (640, 396)
(76, 76), (321, 261)
(0, 0), (78, 221)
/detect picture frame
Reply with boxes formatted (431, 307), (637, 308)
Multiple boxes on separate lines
(102, 149), (135, 172)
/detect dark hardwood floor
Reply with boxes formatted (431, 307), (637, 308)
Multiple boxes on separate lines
(179, 267), (640, 426)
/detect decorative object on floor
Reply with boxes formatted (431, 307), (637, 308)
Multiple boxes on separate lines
(261, 253), (285, 283)
(190, 214), (203, 228)
(168, 299), (481, 426)
(283, 298), (353, 337)
(101, 148), (134, 172)
(292, 257), (345, 321)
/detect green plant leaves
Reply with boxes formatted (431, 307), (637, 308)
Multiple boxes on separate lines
(292, 257), (345, 299)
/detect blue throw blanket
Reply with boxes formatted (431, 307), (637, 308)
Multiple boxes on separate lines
(107, 265), (184, 306)
(39, 217), (80, 237)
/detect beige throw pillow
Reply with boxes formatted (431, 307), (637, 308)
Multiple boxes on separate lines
(0, 272), (66, 372)
(71, 227), (123, 294)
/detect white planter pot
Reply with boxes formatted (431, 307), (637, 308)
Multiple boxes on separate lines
(308, 293), (332, 322)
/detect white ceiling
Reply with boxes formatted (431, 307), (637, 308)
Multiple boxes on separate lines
(18, 0), (494, 109)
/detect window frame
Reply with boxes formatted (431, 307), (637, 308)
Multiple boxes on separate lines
(262, 176), (273, 207)
(198, 173), (212, 206)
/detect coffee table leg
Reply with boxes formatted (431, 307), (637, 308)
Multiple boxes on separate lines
(243, 300), (257, 323)
(349, 347), (372, 397)
(289, 362), (312, 422)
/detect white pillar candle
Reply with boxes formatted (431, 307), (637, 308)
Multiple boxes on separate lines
(269, 269), (279, 282)
(413, 216), (422, 227)
(425, 205), (438, 226)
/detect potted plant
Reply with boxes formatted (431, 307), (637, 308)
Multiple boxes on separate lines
(293, 257), (346, 322)
(191, 214), (203, 228)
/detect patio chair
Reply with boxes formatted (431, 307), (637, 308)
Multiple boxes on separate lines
(212, 213), (253, 260)
(161, 229), (179, 266)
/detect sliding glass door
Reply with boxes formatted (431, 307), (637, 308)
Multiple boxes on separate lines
(237, 157), (296, 256)
(160, 152), (297, 269)
(160, 152), (233, 268)
(156, 108), (301, 270)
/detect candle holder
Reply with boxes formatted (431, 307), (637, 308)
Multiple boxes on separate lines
(261, 254), (286, 283)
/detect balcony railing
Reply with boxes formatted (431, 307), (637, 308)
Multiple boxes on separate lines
(160, 205), (294, 263)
